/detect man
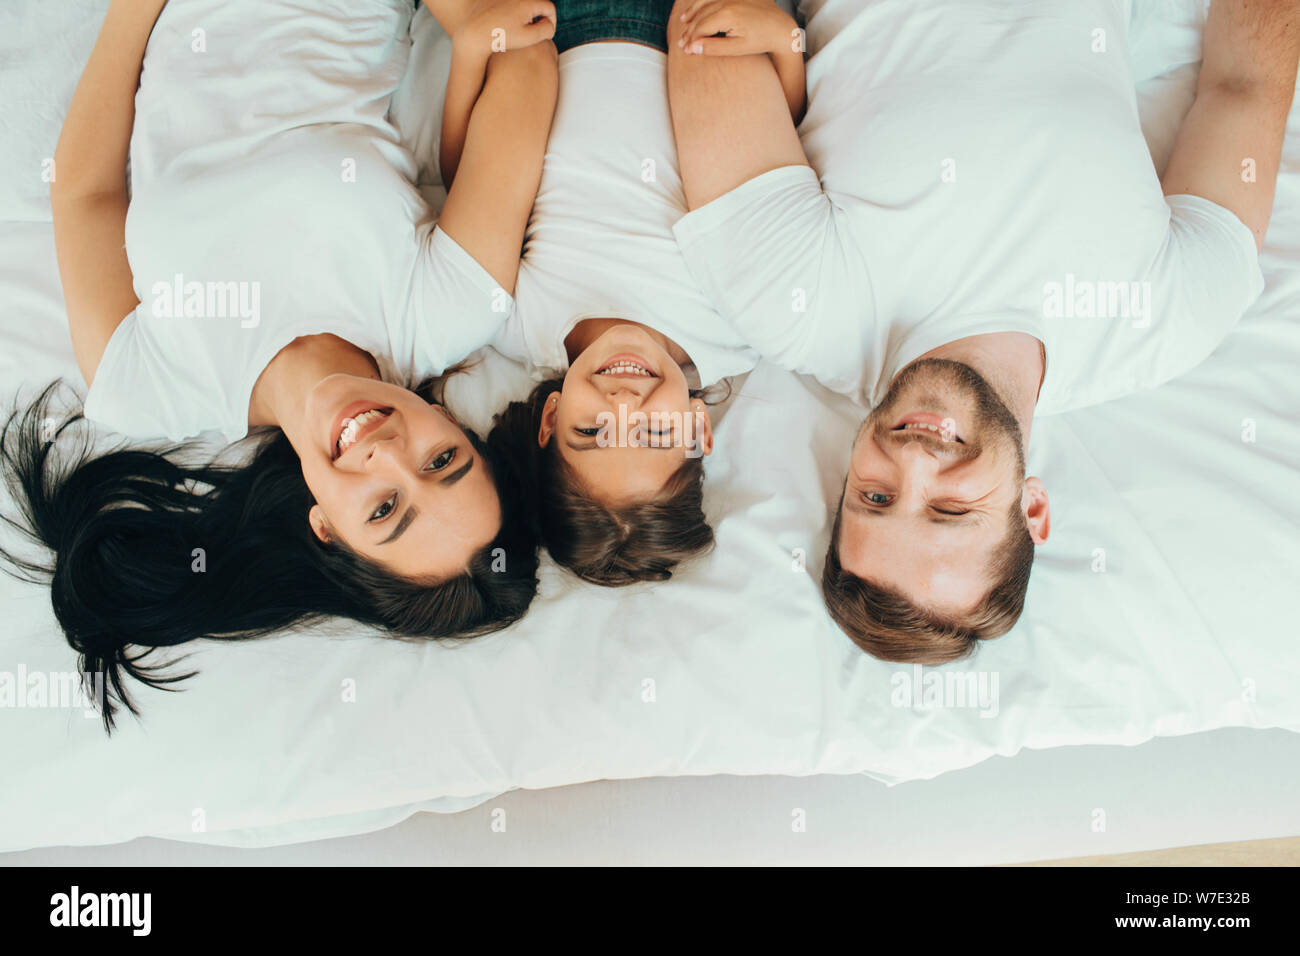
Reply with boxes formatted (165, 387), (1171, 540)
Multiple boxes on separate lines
(666, 0), (1298, 661)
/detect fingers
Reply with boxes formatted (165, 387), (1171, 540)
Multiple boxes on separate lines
(491, 0), (556, 51)
(679, 4), (739, 52)
(683, 36), (749, 56)
(515, 15), (556, 48)
(679, 1), (724, 43)
(526, 0), (557, 29)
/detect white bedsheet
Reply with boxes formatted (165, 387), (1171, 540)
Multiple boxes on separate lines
(1, 0), (1297, 852)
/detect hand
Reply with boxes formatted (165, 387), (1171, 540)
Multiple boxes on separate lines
(676, 0), (799, 57)
(454, 0), (557, 58)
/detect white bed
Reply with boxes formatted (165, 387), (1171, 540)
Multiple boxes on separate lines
(0, 0), (1297, 855)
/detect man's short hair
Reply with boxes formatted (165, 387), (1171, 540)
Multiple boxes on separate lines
(821, 498), (1035, 663)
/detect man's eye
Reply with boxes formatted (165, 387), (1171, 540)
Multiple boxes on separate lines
(426, 448), (456, 471)
(369, 494), (397, 523)
(865, 491), (892, 505)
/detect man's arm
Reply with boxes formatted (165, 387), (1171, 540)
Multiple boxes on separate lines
(667, 0), (810, 210)
(52, 0), (170, 386)
(1161, 0), (1300, 250)
(676, 0), (807, 121)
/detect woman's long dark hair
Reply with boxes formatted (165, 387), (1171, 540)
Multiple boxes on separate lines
(492, 377), (719, 587)
(0, 381), (539, 733)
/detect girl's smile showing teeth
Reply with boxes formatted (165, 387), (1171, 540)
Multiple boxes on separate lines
(594, 353), (659, 378)
(333, 407), (391, 459)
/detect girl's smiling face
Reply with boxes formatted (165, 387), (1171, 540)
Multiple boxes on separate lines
(538, 324), (713, 504)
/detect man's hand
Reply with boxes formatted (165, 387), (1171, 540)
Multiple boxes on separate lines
(676, 0), (801, 58)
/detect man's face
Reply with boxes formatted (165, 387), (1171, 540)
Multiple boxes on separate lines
(836, 359), (1040, 615)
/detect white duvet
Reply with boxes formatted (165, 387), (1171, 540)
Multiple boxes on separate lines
(0, 0), (1297, 852)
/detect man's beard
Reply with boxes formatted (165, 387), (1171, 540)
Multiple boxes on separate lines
(863, 358), (1027, 475)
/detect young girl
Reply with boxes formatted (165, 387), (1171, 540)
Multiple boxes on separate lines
(493, 0), (802, 586)
(1, 0), (558, 729)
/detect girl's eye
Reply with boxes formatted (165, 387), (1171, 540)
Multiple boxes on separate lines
(426, 447), (456, 471)
(575, 426), (601, 437)
(369, 494), (397, 523)
(865, 491), (892, 506)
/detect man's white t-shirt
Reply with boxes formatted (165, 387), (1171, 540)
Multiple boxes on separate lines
(493, 42), (759, 388)
(672, 0), (1265, 414)
(84, 0), (508, 443)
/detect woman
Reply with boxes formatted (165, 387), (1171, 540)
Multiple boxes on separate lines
(492, 0), (803, 585)
(0, 0), (558, 730)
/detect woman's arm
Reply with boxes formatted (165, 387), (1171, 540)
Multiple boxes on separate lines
(427, 2), (559, 294)
(428, 0), (557, 186)
(52, 0), (169, 386)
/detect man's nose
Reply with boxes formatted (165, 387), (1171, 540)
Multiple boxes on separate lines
(894, 443), (942, 504)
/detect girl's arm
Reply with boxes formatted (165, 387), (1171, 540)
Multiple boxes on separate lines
(52, 0), (169, 386)
(425, 0), (559, 294)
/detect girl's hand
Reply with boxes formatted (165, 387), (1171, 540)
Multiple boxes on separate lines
(676, 0), (800, 57)
(454, 0), (557, 58)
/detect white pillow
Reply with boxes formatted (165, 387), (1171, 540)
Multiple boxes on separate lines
(0, 0), (109, 222)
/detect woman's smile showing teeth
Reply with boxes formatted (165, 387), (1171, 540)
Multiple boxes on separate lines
(332, 405), (392, 460)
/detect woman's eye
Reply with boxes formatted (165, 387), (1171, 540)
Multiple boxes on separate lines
(575, 426), (601, 437)
(426, 447), (456, 471)
(865, 491), (892, 506)
(369, 494), (397, 523)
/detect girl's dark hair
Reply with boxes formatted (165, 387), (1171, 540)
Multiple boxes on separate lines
(0, 381), (539, 733)
(492, 377), (719, 587)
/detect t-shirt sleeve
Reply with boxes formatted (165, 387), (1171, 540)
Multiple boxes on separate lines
(82, 305), (242, 442)
(671, 165), (874, 395)
(1036, 193), (1265, 414)
(407, 224), (515, 372)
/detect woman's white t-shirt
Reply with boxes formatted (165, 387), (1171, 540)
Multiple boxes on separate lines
(84, 0), (508, 443)
(672, 0), (1265, 414)
(492, 42), (759, 388)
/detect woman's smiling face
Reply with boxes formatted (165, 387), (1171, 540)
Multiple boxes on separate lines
(537, 324), (713, 504)
(295, 375), (502, 580)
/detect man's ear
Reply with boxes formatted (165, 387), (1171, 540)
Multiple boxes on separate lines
(308, 504), (332, 545)
(537, 392), (559, 448)
(692, 402), (714, 456)
(1022, 476), (1050, 544)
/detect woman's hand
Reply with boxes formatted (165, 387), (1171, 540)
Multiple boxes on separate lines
(453, 0), (557, 59)
(676, 0), (800, 57)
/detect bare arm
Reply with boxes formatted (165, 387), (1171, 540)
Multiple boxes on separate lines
(52, 0), (169, 386)
(435, 39), (557, 295)
(428, 0), (557, 186)
(668, 0), (810, 210)
(676, 0), (807, 122)
(1162, 0), (1300, 250)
